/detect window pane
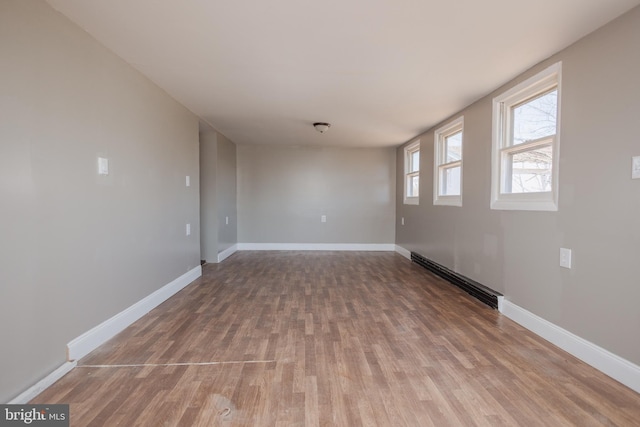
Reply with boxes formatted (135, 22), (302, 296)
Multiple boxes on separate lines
(445, 132), (462, 162)
(439, 166), (461, 196)
(410, 150), (420, 172)
(512, 89), (557, 145)
(407, 175), (419, 197)
(509, 145), (552, 193)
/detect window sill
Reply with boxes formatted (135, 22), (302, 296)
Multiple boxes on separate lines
(434, 196), (462, 207)
(490, 194), (557, 211)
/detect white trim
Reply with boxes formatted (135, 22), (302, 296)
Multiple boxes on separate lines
(433, 116), (464, 206)
(403, 140), (421, 205)
(500, 299), (640, 394)
(394, 245), (412, 260)
(404, 197), (419, 205)
(491, 62), (561, 211)
(434, 194), (463, 207)
(236, 243), (395, 251)
(217, 244), (238, 263)
(490, 196), (558, 211)
(67, 266), (202, 361)
(8, 361), (77, 404)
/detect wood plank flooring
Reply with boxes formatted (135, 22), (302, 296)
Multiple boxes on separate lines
(32, 251), (640, 426)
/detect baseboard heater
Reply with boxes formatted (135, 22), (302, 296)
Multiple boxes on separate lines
(410, 252), (502, 309)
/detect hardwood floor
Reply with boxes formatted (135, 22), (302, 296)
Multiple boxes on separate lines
(32, 251), (640, 426)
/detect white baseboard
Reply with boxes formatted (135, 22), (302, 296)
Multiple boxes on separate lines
(8, 361), (77, 404)
(67, 265), (202, 361)
(394, 245), (411, 259)
(500, 300), (640, 394)
(217, 244), (238, 263)
(236, 243), (396, 251)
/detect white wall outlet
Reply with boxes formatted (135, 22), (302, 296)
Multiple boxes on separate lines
(225, 216), (229, 225)
(560, 248), (572, 269)
(321, 215), (327, 223)
(98, 157), (109, 175)
(632, 156), (640, 179)
(186, 223), (191, 236)
(186, 175), (190, 187)
(401, 217), (405, 225)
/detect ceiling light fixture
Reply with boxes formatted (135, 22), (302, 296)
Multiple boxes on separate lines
(313, 122), (331, 134)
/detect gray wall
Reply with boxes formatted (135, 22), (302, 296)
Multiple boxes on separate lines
(199, 130), (218, 261)
(216, 133), (238, 254)
(0, 0), (200, 402)
(238, 145), (396, 244)
(199, 129), (238, 262)
(396, 6), (640, 365)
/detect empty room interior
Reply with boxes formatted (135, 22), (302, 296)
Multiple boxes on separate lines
(2, 0), (640, 425)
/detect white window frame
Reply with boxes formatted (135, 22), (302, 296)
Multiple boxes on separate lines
(433, 116), (463, 206)
(404, 140), (420, 205)
(491, 62), (561, 211)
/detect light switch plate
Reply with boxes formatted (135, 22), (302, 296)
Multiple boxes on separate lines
(186, 223), (191, 236)
(321, 215), (327, 223)
(632, 156), (640, 179)
(98, 157), (109, 175)
(186, 176), (190, 187)
(560, 248), (572, 269)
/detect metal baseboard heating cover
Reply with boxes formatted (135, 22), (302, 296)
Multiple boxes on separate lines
(411, 252), (502, 309)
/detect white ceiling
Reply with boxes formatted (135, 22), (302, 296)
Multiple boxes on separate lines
(46, 0), (639, 147)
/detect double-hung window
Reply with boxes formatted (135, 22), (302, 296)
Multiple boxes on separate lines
(433, 117), (463, 206)
(491, 62), (561, 211)
(404, 140), (420, 205)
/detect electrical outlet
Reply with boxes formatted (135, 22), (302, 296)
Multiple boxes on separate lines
(321, 215), (327, 223)
(560, 248), (572, 269)
(225, 216), (229, 225)
(186, 175), (190, 187)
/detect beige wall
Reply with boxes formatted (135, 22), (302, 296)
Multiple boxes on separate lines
(0, 0), (200, 402)
(396, 6), (640, 365)
(238, 145), (396, 244)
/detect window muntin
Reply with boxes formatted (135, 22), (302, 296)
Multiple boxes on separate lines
(404, 141), (420, 204)
(434, 117), (463, 206)
(491, 63), (561, 211)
